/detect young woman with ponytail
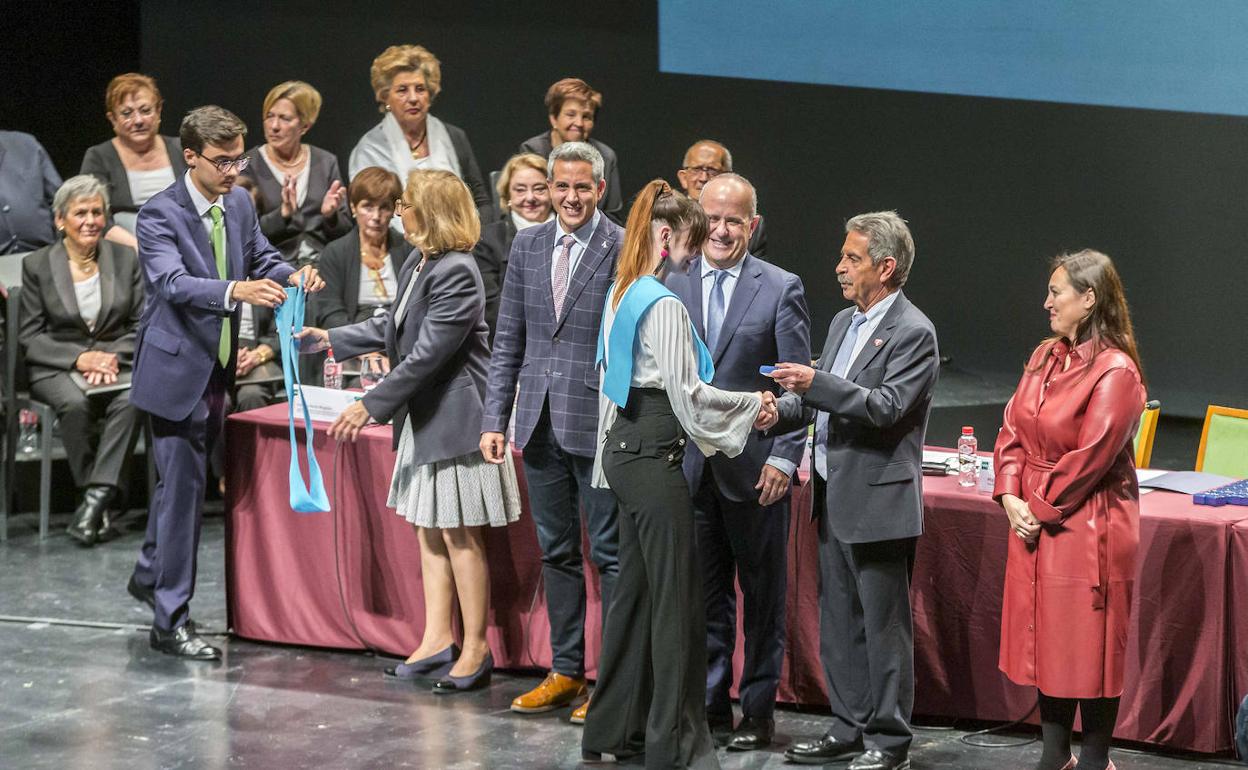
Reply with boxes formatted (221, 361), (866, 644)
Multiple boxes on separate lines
(580, 179), (778, 768)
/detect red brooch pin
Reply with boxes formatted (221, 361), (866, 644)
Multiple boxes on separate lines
(873, 338), (883, 347)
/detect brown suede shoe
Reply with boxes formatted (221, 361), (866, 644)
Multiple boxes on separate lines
(510, 672), (588, 713)
(570, 697), (590, 724)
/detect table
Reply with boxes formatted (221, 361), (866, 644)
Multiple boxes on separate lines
(225, 404), (1244, 753)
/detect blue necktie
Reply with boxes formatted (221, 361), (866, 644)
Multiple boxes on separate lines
(705, 269), (729, 351)
(815, 312), (868, 479)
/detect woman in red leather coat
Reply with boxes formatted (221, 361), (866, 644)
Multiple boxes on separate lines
(993, 250), (1146, 770)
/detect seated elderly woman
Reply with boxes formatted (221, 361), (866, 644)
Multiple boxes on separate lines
(348, 45), (492, 223)
(472, 153), (552, 341)
(18, 175), (144, 546)
(315, 167), (415, 330)
(519, 78), (622, 221)
(242, 80), (351, 266)
(80, 73), (186, 250)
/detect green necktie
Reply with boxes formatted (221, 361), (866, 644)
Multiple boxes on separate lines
(209, 205), (230, 367)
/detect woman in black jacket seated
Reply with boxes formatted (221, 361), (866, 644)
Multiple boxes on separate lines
(242, 80), (351, 266)
(18, 175), (144, 546)
(315, 167), (414, 330)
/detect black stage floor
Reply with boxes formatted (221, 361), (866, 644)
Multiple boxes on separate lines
(0, 515), (1235, 769)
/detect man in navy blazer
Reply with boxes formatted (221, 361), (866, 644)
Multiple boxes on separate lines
(481, 141), (622, 717)
(665, 174), (810, 751)
(127, 106), (321, 660)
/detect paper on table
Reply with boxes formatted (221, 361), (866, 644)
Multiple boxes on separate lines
(923, 450), (959, 464)
(1138, 470), (1237, 495)
(292, 385), (363, 424)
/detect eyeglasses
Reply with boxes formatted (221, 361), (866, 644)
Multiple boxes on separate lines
(195, 150), (250, 174)
(393, 198), (413, 214)
(681, 166), (723, 179)
(116, 106), (157, 124)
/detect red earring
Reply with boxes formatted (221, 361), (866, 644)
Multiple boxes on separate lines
(661, 248), (669, 258)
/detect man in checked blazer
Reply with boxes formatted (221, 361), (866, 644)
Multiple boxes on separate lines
(480, 141), (622, 718)
(770, 211), (938, 770)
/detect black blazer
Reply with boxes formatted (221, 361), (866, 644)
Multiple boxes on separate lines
(79, 136), (186, 216)
(314, 227), (413, 329)
(519, 132), (622, 222)
(749, 214), (768, 258)
(242, 144), (352, 264)
(471, 216), (518, 342)
(18, 240), (143, 385)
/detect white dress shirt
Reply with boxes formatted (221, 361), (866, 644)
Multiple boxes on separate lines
(551, 208), (601, 286)
(184, 172), (236, 309)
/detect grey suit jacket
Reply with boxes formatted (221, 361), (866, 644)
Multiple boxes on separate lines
(18, 240), (143, 384)
(666, 254), (810, 502)
(482, 214), (623, 457)
(241, 144), (352, 263)
(519, 133), (622, 222)
(80, 136), (187, 216)
(774, 290), (939, 543)
(329, 250), (491, 459)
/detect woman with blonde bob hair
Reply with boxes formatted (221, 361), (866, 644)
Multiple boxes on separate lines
(993, 249), (1145, 770)
(581, 180), (777, 767)
(298, 169), (521, 694)
(348, 45), (492, 219)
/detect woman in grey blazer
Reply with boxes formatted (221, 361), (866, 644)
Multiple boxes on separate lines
(19, 176), (144, 546)
(298, 169), (520, 693)
(242, 81), (351, 265)
(79, 73), (185, 251)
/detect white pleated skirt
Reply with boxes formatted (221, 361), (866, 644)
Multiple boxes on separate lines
(387, 422), (523, 529)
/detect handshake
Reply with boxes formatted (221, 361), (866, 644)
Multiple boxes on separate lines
(753, 391), (779, 431)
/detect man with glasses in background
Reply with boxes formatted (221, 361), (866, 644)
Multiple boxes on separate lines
(127, 105), (323, 660)
(677, 139), (768, 258)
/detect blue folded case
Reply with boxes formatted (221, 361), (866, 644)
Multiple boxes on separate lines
(275, 281), (331, 513)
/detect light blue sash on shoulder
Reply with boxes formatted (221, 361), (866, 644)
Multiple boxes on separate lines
(275, 281), (331, 513)
(596, 276), (714, 409)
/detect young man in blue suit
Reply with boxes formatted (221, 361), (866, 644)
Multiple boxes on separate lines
(127, 106), (322, 660)
(480, 141), (621, 719)
(666, 174), (810, 751)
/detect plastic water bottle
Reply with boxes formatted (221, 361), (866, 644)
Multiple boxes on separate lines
(18, 409), (39, 455)
(323, 347), (343, 390)
(957, 426), (978, 487)
(977, 457), (995, 495)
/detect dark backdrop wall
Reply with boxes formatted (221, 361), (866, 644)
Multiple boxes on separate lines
(24, 1), (1245, 417)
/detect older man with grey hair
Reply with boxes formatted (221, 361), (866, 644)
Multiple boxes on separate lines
(481, 140), (623, 722)
(769, 211), (938, 770)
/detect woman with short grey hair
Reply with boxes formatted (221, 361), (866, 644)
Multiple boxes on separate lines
(19, 174), (145, 546)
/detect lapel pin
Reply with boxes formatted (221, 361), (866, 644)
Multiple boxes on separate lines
(873, 338), (883, 347)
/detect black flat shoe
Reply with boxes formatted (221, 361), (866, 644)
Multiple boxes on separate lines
(708, 711), (735, 747)
(384, 643), (459, 680)
(848, 748), (910, 770)
(150, 621), (221, 661)
(431, 652), (492, 693)
(66, 486), (113, 546)
(784, 734), (864, 764)
(726, 716), (774, 752)
(127, 574), (156, 610)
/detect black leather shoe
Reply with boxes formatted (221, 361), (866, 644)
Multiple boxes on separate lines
(66, 485), (114, 546)
(127, 574), (156, 610)
(848, 748), (910, 770)
(150, 622), (221, 660)
(707, 711), (734, 746)
(784, 734), (864, 764)
(727, 716), (774, 752)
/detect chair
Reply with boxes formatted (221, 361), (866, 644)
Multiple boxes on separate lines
(488, 169), (501, 212)
(1195, 405), (1248, 478)
(1134, 400), (1160, 469)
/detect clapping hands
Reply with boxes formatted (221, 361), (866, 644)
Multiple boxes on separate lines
(753, 391), (779, 431)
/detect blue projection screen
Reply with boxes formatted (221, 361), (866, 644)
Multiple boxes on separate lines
(659, 1), (1248, 117)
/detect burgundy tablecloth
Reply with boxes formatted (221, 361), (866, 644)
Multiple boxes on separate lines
(225, 405), (1242, 753)
(1231, 520), (1248, 720)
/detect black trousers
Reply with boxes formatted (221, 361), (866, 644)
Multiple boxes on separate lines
(30, 371), (142, 490)
(694, 467), (788, 720)
(583, 389), (718, 769)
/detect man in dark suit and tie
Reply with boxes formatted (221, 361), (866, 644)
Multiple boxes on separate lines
(127, 106), (322, 660)
(481, 141), (622, 720)
(770, 211), (938, 770)
(665, 174), (810, 751)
